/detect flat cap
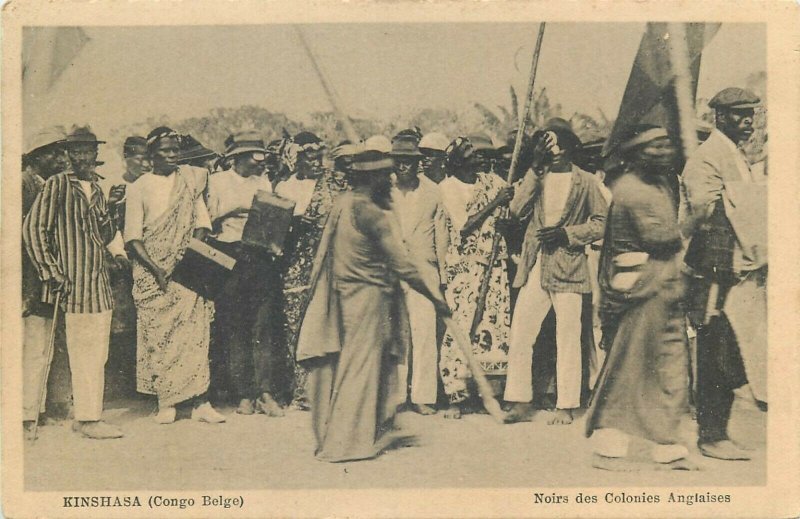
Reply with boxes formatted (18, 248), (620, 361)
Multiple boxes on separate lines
(708, 87), (760, 110)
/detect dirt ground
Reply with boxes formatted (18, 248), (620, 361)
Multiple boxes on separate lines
(25, 393), (765, 491)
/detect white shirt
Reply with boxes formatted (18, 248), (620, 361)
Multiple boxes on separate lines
(439, 176), (474, 233)
(392, 183), (423, 239)
(208, 169), (272, 243)
(124, 171), (212, 242)
(542, 171), (573, 226)
(275, 176), (316, 216)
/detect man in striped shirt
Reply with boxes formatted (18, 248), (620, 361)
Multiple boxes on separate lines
(24, 126), (125, 440)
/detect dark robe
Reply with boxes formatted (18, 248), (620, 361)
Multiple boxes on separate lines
(296, 191), (442, 462)
(585, 169), (689, 445)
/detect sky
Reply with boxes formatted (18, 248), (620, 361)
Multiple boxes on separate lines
(24, 22), (765, 166)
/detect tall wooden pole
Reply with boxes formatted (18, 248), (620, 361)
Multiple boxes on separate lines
(507, 22), (547, 184)
(470, 23), (546, 336)
(294, 26), (360, 143)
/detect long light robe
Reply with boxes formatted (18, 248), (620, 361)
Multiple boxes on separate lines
(296, 191), (442, 462)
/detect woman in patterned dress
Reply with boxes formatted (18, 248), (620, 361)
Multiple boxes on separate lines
(437, 137), (514, 419)
(274, 132), (349, 407)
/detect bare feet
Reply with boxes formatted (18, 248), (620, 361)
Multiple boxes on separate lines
(548, 408), (573, 425)
(411, 403), (437, 415)
(504, 402), (533, 424)
(236, 399), (255, 415)
(256, 393), (285, 417)
(442, 404), (462, 419)
(656, 458), (702, 471)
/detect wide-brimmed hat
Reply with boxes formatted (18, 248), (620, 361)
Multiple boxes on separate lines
(418, 132), (449, 156)
(64, 125), (105, 146)
(363, 135), (392, 154)
(391, 135), (423, 157)
(467, 133), (497, 157)
(25, 126), (67, 157)
(393, 127), (423, 144)
(179, 135), (218, 163)
(708, 87), (761, 110)
(350, 150), (394, 173)
(223, 130), (266, 158)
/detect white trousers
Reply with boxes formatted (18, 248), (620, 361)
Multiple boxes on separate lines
(725, 270), (767, 403)
(395, 285), (439, 405)
(504, 260), (583, 409)
(23, 315), (52, 421)
(24, 310), (112, 422)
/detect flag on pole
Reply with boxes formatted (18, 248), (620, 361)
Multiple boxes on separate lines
(23, 27), (90, 98)
(603, 22), (721, 158)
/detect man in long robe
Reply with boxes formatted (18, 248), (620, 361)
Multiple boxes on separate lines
(296, 150), (449, 463)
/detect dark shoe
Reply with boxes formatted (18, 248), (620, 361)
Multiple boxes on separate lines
(698, 440), (751, 460)
(74, 421), (124, 439)
(236, 399), (255, 415)
(256, 393), (285, 417)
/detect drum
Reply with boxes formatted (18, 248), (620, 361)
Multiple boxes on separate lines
(172, 238), (237, 300)
(241, 190), (296, 256)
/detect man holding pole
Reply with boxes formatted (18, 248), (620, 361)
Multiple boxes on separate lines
(296, 149), (450, 462)
(503, 120), (607, 425)
(24, 126), (124, 439)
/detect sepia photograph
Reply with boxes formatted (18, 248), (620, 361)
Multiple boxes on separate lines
(1, 1), (798, 517)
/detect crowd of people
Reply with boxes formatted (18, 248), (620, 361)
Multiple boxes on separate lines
(20, 86), (767, 470)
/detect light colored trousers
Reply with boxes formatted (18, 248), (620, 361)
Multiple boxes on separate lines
(504, 260), (583, 409)
(23, 310), (112, 422)
(395, 284), (439, 405)
(725, 269), (768, 403)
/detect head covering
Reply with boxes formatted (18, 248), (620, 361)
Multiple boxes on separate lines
(25, 126), (67, 157)
(222, 130), (266, 158)
(177, 135), (217, 163)
(331, 140), (363, 160)
(390, 135), (423, 157)
(709, 87), (760, 110)
(393, 127), (423, 144)
(445, 136), (474, 170)
(293, 131), (325, 151)
(619, 124), (670, 152)
(64, 125), (105, 146)
(350, 150), (394, 173)
(363, 135), (392, 154)
(467, 133), (495, 155)
(418, 132), (449, 155)
(146, 126), (179, 151)
(123, 136), (147, 156)
(543, 118), (582, 155)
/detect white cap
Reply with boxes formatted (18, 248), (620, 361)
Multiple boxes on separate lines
(363, 135), (392, 154)
(418, 132), (450, 153)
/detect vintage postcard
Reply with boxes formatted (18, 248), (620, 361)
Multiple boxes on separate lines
(2, 0), (799, 517)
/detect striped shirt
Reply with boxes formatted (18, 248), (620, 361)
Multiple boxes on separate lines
(23, 171), (116, 313)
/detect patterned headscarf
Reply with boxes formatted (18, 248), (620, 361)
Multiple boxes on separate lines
(145, 126), (179, 153)
(445, 136), (475, 172)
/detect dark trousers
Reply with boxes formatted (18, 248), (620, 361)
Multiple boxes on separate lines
(211, 240), (289, 403)
(695, 314), (748, 444)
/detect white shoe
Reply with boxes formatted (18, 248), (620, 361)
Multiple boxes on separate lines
(154, 406), (176, 424)
(192, 402), (225, 424)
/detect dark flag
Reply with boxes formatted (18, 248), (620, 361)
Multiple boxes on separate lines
(603, 22), (721, 160)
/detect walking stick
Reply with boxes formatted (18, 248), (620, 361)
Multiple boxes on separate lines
(470, 23), (546, 336)
(30, 290), (62, 441)
(443, 316), (506, 424)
